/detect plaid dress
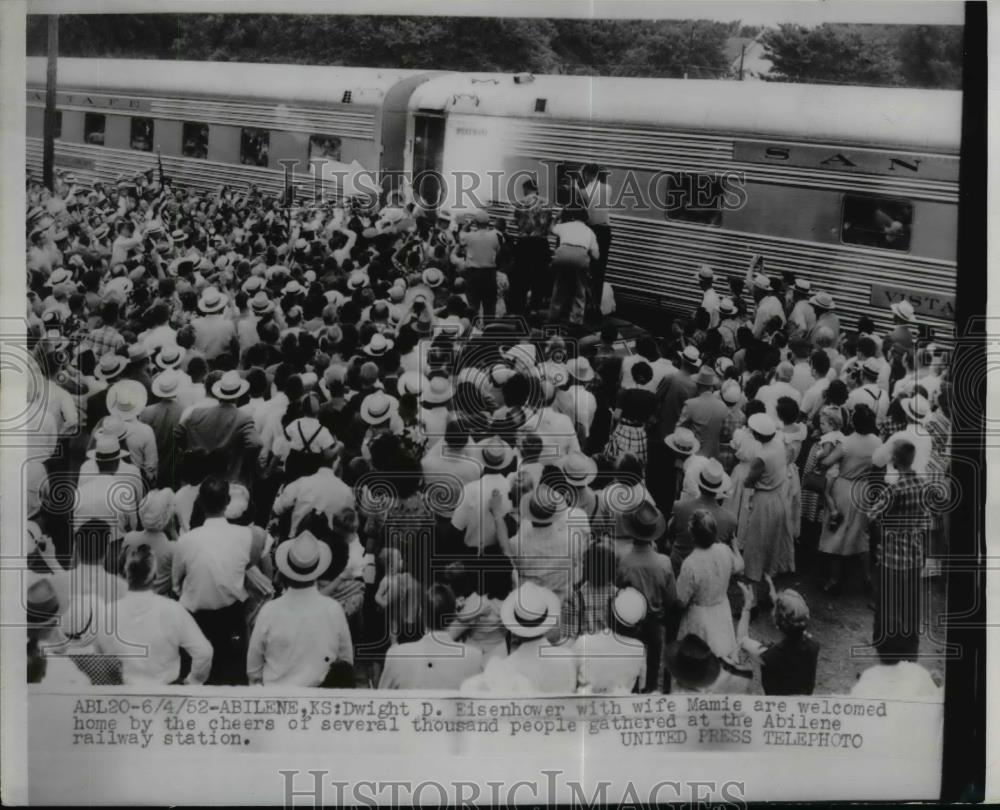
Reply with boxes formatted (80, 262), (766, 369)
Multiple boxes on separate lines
(606, 388), (655, 468)
(717, 404), (746, 474)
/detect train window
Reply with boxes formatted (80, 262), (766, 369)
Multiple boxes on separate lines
(662, 173), (723, 226)
(841, 195), (913, 251)
(84, 113), (105, 146)
(342, 91), (353, 104)
(130, 117), (154, 151)
(182, 122), (209, 159)
(535, 99), (547, 113)
(53, 111), (62, 140)
(309, 135), (342, 162)
(240, 127), (270, 167)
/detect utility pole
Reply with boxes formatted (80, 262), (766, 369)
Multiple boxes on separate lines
(42, 15), (59, 190)
(738, 43), (746, 81)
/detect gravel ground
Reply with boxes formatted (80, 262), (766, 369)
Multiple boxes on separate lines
(741, 559), (948, 695)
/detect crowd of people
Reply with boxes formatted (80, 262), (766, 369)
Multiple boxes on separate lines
(22, 163), (947, 699)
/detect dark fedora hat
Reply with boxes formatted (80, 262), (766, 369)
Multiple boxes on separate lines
(615, 501), (666, 543)
(664, 634), (721, 690)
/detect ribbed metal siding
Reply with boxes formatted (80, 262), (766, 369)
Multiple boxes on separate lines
(488, 200), (956, 338)
(26, 138), (351, 202)
(26, 89), (376, 141)
(503, 120), (958, 204)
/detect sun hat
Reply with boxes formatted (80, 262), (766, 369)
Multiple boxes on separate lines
(359, 391), (398, 425)
(397, 371), (425, 398)
(197, 287), (228, 314)
(95, 353), (129, 381)
(678, 345), (701, 369)
(155, 344), (185, 370)
(665, 634), (722, 689)
(423, 375), (454, 405)
(697, 459), (728, 494)
(478, 436), (515, 471)
(694, 366), (718, 388)
(241, 275), (266, 295)
(793, 278), (812, 295)
(752, 273), (771, 291)
(566, 356), (595, 383)
(48, 268), (73, 287)
(500, 582), (561, 639)
(151, 370), (181, 400)
(748, 412), (778, 437)
(694, 265), (714, 282)
(87, 434), (128, 462)
(282, 279), (304, 297)
(890, 300), (917, 324)
(616, 501), (667, 543)
(612, 587), (648, 628)
(106, 380), (148, 420)
(363, 333), (394, 357)
(249, 291), (275, 316)
(720, 379), (742, 405)
(809, 292), (835, 311)
(861, 357), (882, 378)
(718, 297), (737, 316)
(347, 271), (370, 290)
(560, 452), (598, 487)
(421, 266), (445, 288)
(901, 394), (930, 423)
(274, 531), (333, 583)
(664, 427), (700, 456)
(212, 370), (250, 401)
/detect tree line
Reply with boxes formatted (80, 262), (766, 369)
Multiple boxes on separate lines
(26, 14), (963, 89)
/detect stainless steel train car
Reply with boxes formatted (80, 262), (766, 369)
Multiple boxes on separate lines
(26, 58), (961, 335)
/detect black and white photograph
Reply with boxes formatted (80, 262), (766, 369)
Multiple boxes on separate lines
(0, 0), (989, 804)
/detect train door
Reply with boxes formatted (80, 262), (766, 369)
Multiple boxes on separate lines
(411, 112), (446, 210)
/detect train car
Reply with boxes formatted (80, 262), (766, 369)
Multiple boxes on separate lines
(25, 57), (434, 201)
(405, 72), (961, 337)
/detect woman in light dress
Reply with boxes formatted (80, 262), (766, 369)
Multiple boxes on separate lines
(676, 510), (745, 657)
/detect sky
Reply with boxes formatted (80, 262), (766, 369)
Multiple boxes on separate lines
(24, 0), (966, 27)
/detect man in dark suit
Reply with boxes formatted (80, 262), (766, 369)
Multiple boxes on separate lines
(678, 366), (729, 458)
(665, 460), (738, 576)
(175, 370), (259, 487)
(655, 346), (699, 440)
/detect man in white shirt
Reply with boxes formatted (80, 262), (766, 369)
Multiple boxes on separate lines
(872, 395), (932, 481)
(75, 436), (141, 539)
(527, 380), (581, 462)
(580, 163), (613, 323)
(548, 208), (599, 326)
(846, 359), (889, 423)
(800, 350), (834, 419)
(422, 419), (483, 552)
(110, 220), (144, 267)
(451, 437), (514, 555)
(754, 362), (802, 420)
(173, 477), (263, 684)
(271, 461), (355, 537)
(380, 585), (484, 689)
(247, 531), (353, 687)
(695, 265), (720, 328)
(96, 544), (213, 685)
(192, 287), (237, 361)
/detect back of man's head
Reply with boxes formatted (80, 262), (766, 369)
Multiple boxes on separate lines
(810, 349), (831, 378)
(892, 440), (916, 471)
(74, 519), (113, 566)
(198, 476), (230, 516)
(124, 544), (156, 589)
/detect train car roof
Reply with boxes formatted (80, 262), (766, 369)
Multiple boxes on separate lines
(408, 72), (962, 153)
(25, 57), (428, 108)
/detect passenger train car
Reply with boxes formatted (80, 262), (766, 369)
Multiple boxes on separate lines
(26, 58), (961, 335)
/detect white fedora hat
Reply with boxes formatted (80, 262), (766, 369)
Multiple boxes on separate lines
(500, 582), (561, 639)
(274, 531), (332, 583)
(212, 370), (250, 401)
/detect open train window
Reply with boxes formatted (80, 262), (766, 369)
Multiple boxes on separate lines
(130, 117), (154, 151)
(240, 127), (270, 167)
(841, 195), (913, 251)
(182, 122), (208, 159)
(662, 173), (723, 226)
(84, 113), (105, 146)
(309, 135), (342, 162)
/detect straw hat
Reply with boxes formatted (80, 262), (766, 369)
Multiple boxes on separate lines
(274, 531), (332, 583)
(664, 427), (700, 456)
(477, 436), (515, 471)
(809, 292), (835, 311)
(95, 353), (128, 381)
(155, 344), (185, 370)
(397, 371), (425, 398)
(86, 434), (128, 462)
(212, 370), (250, 401)
(890, 300), (917, 324)
(106, 380), (148, 420)
(566, 356), (594, 383)
(612, 587), (648, 628)
(197, 287), (228, 314)
(423, 375), (454, 405)
(359, 391), (398, 425)
(697, 459), (728, 494)
(500, 582), (561, 639)
(560, 452), (598, 486)
(901, 395), (930, 423)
